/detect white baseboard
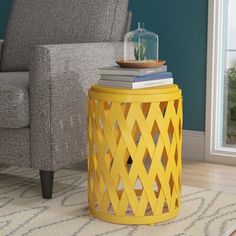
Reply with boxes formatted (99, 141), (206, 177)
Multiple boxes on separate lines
(182, 130), (205, 161)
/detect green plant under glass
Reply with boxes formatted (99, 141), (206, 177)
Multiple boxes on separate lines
(124, 22), (159, 62)
(134, 43), (146, 61)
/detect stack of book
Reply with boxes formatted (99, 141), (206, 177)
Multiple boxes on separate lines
(98, 65), (173, 89)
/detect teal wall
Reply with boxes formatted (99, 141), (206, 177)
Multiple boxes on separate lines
(0, 0), (12, 39)
(0, 0), (208, 131)
(129, 0), (208, 131)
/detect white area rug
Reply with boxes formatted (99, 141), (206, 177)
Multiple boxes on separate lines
(0, 166), (236, 236)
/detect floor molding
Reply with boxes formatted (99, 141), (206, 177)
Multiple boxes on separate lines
(183, 130), (205, 161)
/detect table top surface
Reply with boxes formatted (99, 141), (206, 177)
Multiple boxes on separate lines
(90, 84), (180, 95)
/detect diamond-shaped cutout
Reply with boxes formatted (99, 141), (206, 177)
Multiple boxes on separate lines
(134, 177), (143, 191)
(174, 100), (179, 114)
(132, 121), (141, 146)
(103, 186), (107, 195)
(168, 119), (174, 144)
(102, 101), (112, 119)
(124, 149), (132, 174)
(113, 120), (121, 145)
(134, 177), (144, 202)
(92, 153), (98, 171)
(121, 103), (131, 119)
(98, 117), (104, 131)
(103, 101), (112, 110)
(160, 101), (168, 117)
(169, 173), (175, 195)
(105, 149), (113, 172)
(175, 198), (179, 208)
(154, 175), (162, 198)
(91, 100), (98, 116)
(97, 129), (103, 144)
(174, 147), (178, 166)
(94, 203), (99, 210)
(153, 180), (158, 193)
(88, 119), (92, 138)
(151, 121), (160, 145)
(143, 149), (152, 173)
(92, 144), (97, 154)
(142, 103), (151, 118)
(108, 203), (115, 215)
(117, 180), (124, 200)
(127, 156), (133, 165)
(89, 100), (96, 116)
(161, 148), (168, 171)
(114, 120), (119, 129)
(125, 203), (134, 216)
(117, 180), (124, 190)
(145, 202), (153, 216)
(162, 201), (169, 213)
(96, 116), (104, 143)
(98, 174), (105, 194)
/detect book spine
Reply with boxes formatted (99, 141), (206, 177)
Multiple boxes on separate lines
(98, 78), (173, 89)
(99, 65), (167, 76)
(134, 72), (173, 82)
(133, 78), (173, 88)
(100, 71), (172, 82)
(100, 75), (133, 82)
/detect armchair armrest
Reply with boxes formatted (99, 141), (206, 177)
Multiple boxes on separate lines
(0, 40), (4, 66)
(30, 42), (123, 170)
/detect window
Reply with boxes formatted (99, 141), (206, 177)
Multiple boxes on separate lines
(206, 0), (236, 164)
(224, 0), (236, 145)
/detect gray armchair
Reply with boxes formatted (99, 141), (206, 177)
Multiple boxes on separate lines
(0, 0), (131, 199)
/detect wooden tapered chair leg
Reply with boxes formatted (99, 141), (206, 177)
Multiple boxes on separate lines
(39, 170), (54, 199)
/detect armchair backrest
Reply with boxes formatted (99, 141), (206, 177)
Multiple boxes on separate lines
(1, 0), (129, 72)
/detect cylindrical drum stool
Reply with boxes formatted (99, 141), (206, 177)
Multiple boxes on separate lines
(87, 84), (183, 225)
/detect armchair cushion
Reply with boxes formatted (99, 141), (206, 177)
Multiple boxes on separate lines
(1, 0), (129, 72)
(0, 72), (29, 128)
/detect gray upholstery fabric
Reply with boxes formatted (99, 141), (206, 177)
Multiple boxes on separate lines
(30, 42), (123, 170)
(1, 0), (129, 71)
(0, 40), (3, 66)
(0, 72), (29, 128)
(0, 128), (30, 167)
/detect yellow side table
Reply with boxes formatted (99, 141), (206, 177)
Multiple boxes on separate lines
(87, 84), (183, 225)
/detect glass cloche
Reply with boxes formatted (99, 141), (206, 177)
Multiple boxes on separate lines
(124, 22), (159, 62)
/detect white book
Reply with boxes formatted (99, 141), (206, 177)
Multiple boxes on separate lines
(98, 78), (173, 89)
(99, 65), (167, 76)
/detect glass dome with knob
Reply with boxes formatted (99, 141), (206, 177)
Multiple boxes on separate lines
(124, 22), (159, 63)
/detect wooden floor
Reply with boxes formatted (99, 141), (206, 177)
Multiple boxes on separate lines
(183, 161), (236, 236)
(76, 160), (236, 195)
(183, 160), (236, 195)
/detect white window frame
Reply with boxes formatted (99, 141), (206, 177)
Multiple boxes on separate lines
(206, 0), (236, 165)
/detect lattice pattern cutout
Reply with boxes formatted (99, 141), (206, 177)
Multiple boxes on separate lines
(88, 96), (183, 224)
